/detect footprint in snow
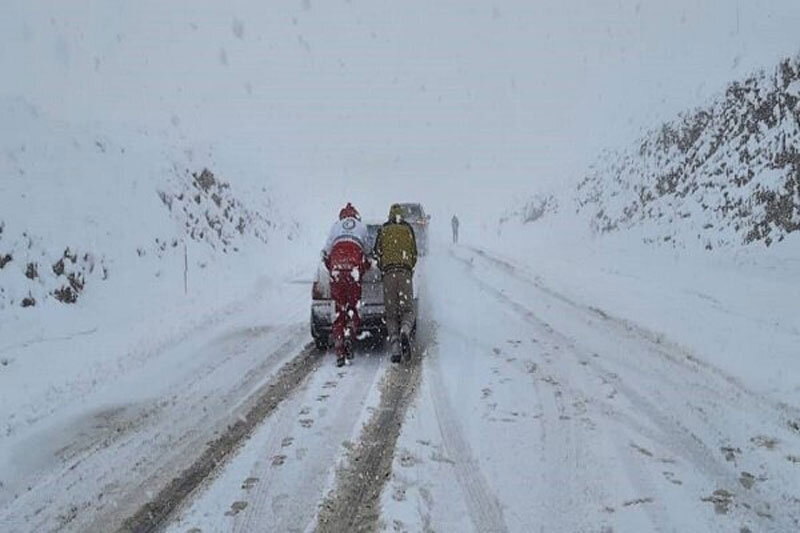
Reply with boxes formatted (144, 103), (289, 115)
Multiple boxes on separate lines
(241, 477), (259, 490)
(392, 486), (407, 502)
(630, 443), (654, 457)
(622, 497), (654, 507)
(751, 435), (779, 449)
(720, 446), (741, 462)
(398, 449), (420, 468)
(224, 501), (248, 516)
(430, 447), (456, 465)
(701, 489), (734, 514)
(271, 454), (287, 467)
(271, 493), (289, 514)
(281, 436), (294, 447)
(738, 471), (766, 489)
(541, 375), (559, 386)
(299, 418), (314, 428)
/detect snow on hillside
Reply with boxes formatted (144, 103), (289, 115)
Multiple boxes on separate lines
(487, 52), (800, 407)
(0, 97), (297, 314)
(574, 53), (800, 250)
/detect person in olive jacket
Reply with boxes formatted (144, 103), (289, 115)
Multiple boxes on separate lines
(373, 204), (418, 363)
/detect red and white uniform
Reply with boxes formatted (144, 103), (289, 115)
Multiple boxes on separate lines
(324, 217), (370, 354)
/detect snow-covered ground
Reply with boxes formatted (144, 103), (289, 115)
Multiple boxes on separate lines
(0, 276), (310, 530)
(16, 233), (788, 532)
(3, 1), (800, 532)
(377, 237), (800, 532)
(487, 222), (800, 403)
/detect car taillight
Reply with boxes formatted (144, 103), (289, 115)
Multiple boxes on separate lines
(312, 281), (323, 299)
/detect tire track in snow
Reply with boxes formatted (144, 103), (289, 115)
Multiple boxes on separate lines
(448, 249), (658, 531)
(2, 323), (310, 533)
(117, 342), (322, 533)
(230, 352), (387, 533)
(426, 330), (509, 533)
(466, 246), (800, 422)
(314, 336), (426, 533)
(458, 247), (800, 531)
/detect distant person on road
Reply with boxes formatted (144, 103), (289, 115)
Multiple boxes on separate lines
(451, 214), (460, 244)
(323, 203), (371, 367)
(374, 204), (418, 363)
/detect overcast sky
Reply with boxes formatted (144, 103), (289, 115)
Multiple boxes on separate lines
(3, 1), (799, 228)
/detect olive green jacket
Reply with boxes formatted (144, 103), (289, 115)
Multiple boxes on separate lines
(373, 220), (417, 271)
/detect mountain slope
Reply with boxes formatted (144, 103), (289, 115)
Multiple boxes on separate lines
(0, 97), (296, 312)
(574, 54), (800, 249)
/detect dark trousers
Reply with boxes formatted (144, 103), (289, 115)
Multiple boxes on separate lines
(382, 269), (414, 354)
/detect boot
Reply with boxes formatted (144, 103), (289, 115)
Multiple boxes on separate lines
(390, 338), (402, 364)
(344, 337), (354, 360)
(335, 339), (346, 367)
(400, 325), (411, 360)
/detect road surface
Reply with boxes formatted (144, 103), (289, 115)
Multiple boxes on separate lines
(2, 246), (798, 532)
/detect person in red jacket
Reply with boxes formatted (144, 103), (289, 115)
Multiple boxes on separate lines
(323, 203), (371, 367)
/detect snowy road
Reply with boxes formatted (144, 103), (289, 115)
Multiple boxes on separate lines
(0, 282), (315, 532)
(379, 247), (800, 532)
(3, 247), (799, 533)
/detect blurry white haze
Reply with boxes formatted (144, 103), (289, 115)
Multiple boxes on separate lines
(4, 1), (799, 229)
(3, 2), (800, 532)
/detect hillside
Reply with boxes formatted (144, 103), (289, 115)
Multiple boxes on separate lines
(0, 98), (297, 313)
(512, 54), (800, 251)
